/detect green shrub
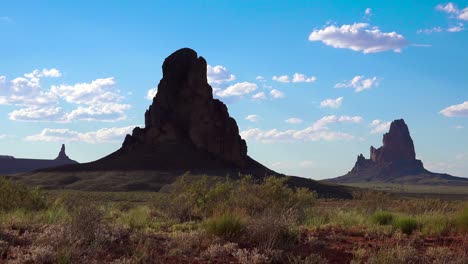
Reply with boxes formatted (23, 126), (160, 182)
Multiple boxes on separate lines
(0, 178), (46, 212)
(394, 217), (418, 235)
(417, 213), (452, 236)
(118, 206), (152, 229)
(454, 206), (468, 232)
(205, 213), (245, 239)
(371, 211), (394, 225)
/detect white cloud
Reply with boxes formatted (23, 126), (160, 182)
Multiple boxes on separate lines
(436, 2), (459, 14)
(365, 8), (372, 16)
(320, 97), (344, 109)
(285, 118), (303, 124)
(292, 73), (317, 83)
(439, 101), (468, 117)
(51, 77), (121, 105)
(26, 125), (137, 144)
(1, 70), (131, 122)
(309, 23), (408, 53)
(8, 107), (64, 122)
(215, 82), (258, 97)
(447, 23), (464, 32)
(255, 76), (265, 81)
(335, 75), (379, 92)
(252, 92), (266, 100)
(436, 2), (468, 20)
(207, 65), (236, 84)
(245, 114), (260, 122)
(272, 75), (290, 83)
(417, 27), (443, 34)
(65, 103), (131, 122)
(270, 89), (284, 98)
(241, 115), (362, 143)
(455, 125), (464, 129)
(460, 7), (468, 20)
(41, 68), (62, 78)
(369, 119), (391, 134)
(146, 88), (157, 100)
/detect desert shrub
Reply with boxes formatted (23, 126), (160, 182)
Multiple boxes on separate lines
(367, 245), (418, 264)
(245, 211), (299, 251)
(167, 230), (209, 256)
(201, 242), (238, 260)
(0, 240), (8, 259)
(396, 198), (457, 215)
(424, 246), (466, 264)
(117, 206), (152, 229)
(288, 253), (328, 264)
(204, 213), (245, 239)
(354, 190), (391, 212)
(155, 175), (317, 222)
(327, 210), (368, 227)
(416, 213), (452, 236)
(69, 205), (105, 246)
(0, 178), (46, 212)
(233, 248), (269, 264)
(394, 217), (418, 235)
(371, 211), (394, 225)
(454, 205), (468, 232)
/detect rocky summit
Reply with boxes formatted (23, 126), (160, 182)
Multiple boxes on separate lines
(0, 144), (77, 175)
(61, 48), (264, 174)
(328, 119), (468, 186)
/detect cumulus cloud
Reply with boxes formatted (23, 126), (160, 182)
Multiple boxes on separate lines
(335, 75), (379, 92)
(65, 103), (131, 122)
(241, 115), (362, 143)
(440, 101), (468, 117)
(245, 114), (260, 122)
(272, 73), (316, 83)
(447, 23), (464, 32)
(26, 125), (137, 143)
(292, 73), (317, 83)
(320, 97), (344, 109)
(215, 82), (258, 97)
(8, 107), (65, 122)
(146, 88), (157, 100)
(436, 2), (468, 20)
(369, 119), (391, 134)
(270, 89), (284, 98)
(252, 92), (266, 100)
(207, 65), (236, 84)
(1, 69), (131, 122)
(272, 75), (290, 83)
(285, 118), (303, 124)
(256, 76), (265, 81)
(309, 23), (408, 53)
(51, 77), (121, 105)
(365, 8), (372, 16)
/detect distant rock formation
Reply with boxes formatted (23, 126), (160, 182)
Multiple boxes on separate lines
(328, 119), (468, 185)
(0, 144), (78, 175)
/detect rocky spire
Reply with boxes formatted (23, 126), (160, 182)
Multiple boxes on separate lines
(370, 119), (416, 164)
(123, 48), (248, 168)
(55, 144), (70, 160)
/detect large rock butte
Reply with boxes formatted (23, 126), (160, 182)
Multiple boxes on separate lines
(57, 48), (269, 174)
(328, 119), (468, 185)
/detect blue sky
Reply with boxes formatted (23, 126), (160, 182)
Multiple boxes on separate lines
(0, 0), (467, 179)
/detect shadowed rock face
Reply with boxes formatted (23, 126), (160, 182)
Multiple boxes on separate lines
(0, 144), (77, 175)
(57, 48), (262, 173)
(370, 119), (416, 164)
(128, 48), (248, 167)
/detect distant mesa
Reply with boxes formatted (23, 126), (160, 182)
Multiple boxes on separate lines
(0, 144), (78, 175)
(328, 119), (468, 186)
(21, 48), (352, 199)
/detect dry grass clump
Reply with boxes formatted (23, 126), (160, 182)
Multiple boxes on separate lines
(167, 230), (210, 256)
(288, 253), (329, 264)
(201, 242), (238, 260)
(233, 248), (269, 264)
(354, 190), (391, 213)
(366, 245), (419, 264)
